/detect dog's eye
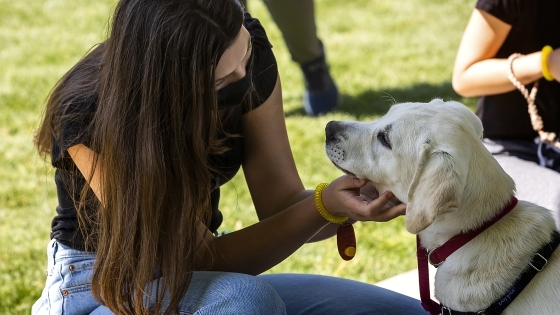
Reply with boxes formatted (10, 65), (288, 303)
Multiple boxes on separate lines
(377, 131), (391, 148)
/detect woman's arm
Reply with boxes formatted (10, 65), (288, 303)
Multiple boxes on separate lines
(452, 9), (543, 97)
(240, 75), (340, 241)
(241, 76), (308, 220)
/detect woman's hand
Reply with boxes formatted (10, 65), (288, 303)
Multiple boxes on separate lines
(321, 175), (406, 222)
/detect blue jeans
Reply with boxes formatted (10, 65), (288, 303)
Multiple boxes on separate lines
(33, 240), (426, 315)
(32, 240), (286, 315)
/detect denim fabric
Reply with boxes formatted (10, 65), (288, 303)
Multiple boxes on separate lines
(32, 239), (116, 314)
(33, 240), (427, 315)
(32, 240), (286, 315)
(260, 273), (428, 315)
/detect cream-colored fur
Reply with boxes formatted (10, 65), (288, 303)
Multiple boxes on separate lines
(325, 99), (560, 314)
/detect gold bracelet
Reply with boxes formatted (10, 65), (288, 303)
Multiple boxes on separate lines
(314, 183), (348, 224)
(542, 45), (555, 81)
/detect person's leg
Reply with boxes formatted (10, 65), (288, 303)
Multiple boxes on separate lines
(260, 273), (428, 315)
(484, 139), (560, 227)
(261, 0), (320, 64)
(33, 240), (286, 315)
(240, 0), (338, 116)
(174, 272), (286, 315)
(262, 0), (338, 116)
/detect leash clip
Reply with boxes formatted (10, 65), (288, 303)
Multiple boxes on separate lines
(529, 253), (548, 272)
(442, 305), (487, 315)
(441, 306), (452, 315)
(427, 249), (443, 267)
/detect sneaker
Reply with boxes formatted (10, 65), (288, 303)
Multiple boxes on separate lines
(300, 42), (339, 116)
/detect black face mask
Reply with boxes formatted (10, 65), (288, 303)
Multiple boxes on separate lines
(217, 61), (254, 108)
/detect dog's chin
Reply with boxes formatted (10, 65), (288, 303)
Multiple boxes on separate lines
(330, 161), (358, 178)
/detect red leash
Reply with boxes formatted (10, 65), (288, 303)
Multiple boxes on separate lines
(417, 236), (441, 315)
(416, 197), (518, 315)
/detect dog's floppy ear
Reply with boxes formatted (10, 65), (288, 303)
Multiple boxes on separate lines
(405, 143), (467, 234)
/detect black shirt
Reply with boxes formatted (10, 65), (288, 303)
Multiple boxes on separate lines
(50, 14), (278, 251)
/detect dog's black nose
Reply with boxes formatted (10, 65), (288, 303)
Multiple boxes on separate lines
(325, 121), (341, 140)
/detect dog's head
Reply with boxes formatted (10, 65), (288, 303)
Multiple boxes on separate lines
(325, 99), (487, 234)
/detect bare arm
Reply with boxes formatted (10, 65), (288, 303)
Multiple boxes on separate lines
(452, 9), (546, 97)
(241, 76), (307, 219)
(67, 144), (103, 203)
(240, 75), (341, 241)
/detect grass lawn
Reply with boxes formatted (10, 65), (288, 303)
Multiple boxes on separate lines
(0, 0), (476, 313)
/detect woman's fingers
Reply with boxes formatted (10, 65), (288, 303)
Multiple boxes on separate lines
(369, 202), (407, 222)
(354, 191), (405, 221)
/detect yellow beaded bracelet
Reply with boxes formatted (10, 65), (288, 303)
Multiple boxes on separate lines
(314, 183), (348, 224)
(542, 45), (555, 81)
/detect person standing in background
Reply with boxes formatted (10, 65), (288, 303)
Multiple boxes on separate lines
(240, 0), (339, 116)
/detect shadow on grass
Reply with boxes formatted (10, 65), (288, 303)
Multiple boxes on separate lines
(285, 81), (472, 118)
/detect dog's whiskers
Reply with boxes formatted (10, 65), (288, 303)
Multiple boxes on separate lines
(380, 91), (397, 105)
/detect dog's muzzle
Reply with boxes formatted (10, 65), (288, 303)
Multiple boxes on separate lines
(325, 121), (347, 163)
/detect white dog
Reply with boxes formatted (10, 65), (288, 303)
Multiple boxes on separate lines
(325, 99), (560, 314)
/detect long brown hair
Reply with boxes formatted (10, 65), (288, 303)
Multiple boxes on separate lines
(34, 0), (245, 314)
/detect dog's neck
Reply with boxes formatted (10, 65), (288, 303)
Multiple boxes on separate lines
(419, 143), (516, 250)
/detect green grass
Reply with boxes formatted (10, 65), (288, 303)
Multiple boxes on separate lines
(0, 0), (476, 313)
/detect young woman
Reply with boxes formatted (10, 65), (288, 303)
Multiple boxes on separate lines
(452, 0), (560, 227)
(32, 0), (427, 314)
